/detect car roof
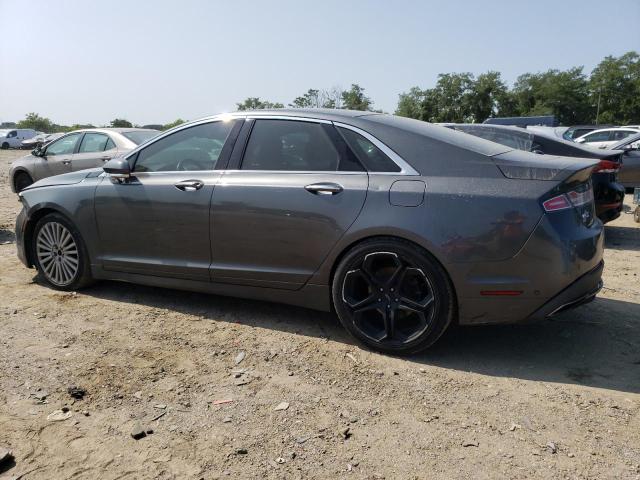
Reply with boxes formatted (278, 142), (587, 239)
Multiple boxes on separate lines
(583, 127), (640, 135)
(70, 127), (160, 134)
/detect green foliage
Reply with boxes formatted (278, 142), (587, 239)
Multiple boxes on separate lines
(110, 118), (133, 128)
(589, 52), (640, 124)
(17, 112), (54, 133)
(162, 119), (187, 131)
(395, 51), (640, 125)
(341, 84), (372, 111)
(236, 97), (284, 110)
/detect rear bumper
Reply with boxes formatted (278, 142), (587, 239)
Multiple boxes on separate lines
(526, 260), (603, 321)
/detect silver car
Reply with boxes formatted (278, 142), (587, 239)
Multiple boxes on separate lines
(10, 128), (159, 192)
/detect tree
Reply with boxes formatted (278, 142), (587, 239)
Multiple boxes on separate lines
(341, 84), (372, 111)
(110, 118), (133, 128)
(17, 112), (54, 132)
(236, 97), (284, 110)
(511, 68), (591, 125)
(162, 119), (187, 130)
(589, 51), (640, 124)
(289, 88), (343, 109)
(469, 71), (514, 121)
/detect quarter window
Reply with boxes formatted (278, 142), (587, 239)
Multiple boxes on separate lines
(134, 121), (233, 172)
(338, 127), (400, 172)
(612, 130), (635, 141)
(45, 133), (82, 156)
(241, 120), (340, 171)
(78, 133), (110, 153)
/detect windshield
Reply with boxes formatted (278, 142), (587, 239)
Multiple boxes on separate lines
(0, 130), (9, 137)
(122, 130), (160, 145)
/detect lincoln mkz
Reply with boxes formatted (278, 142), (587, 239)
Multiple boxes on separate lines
(15, 110), (604, 354)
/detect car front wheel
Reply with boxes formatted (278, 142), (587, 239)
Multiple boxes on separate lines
(14, 172), (33, 193)
(332, 238), (454, 355)
(31, 213), (93, 290)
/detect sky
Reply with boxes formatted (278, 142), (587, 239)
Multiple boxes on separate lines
(1, 0), (639, 126)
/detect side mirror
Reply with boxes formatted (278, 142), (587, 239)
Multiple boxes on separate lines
(103, 158), (131, 179)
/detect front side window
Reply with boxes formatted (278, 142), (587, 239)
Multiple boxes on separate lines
(8, 131), (16, 138)
(583, 131), (611, 142)
(45, 133), (81, 156)
(242, 120), (340, 171)
(78, 133), (109, 153)
(338, 127), (400, 172)
(134, 122), (233, 172)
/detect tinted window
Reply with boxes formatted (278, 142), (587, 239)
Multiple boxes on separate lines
(338, 127), (400, 172)
(122, 130), (159, 145)
(78, 133), (109, 153)
(612, 130), (635, 141)
(242, 120), (340, 171)
(46, 133), (81, 156)
(134, 122), (232, 172)
(105, 137), (116, 150)
(583, 131), (611, 142)
(8, 131), (16, 138)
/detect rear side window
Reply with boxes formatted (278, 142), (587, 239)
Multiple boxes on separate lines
(338, 127), (400, 172)
(612, 130), (635, 141)
(78, 133), (109, 153)
(242, 120), (340, 171)
(134, 121), (233, 172)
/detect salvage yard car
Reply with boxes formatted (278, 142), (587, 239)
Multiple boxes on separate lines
(610, 132), (640, 189)
(0, 128), (38, 149)
(14, 110), (604, 354)
(9, 127), (159, 192)
(443, 123), (625, 223)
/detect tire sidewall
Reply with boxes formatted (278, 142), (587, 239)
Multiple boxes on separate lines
(14, 172), (33, 193)
(332, 238), (454, 355)
(31, 213), (92, 291)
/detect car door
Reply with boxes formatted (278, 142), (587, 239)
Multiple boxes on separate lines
(94, 119), (241, 281)
(620, 142), (640, 187)
(36, 133), (82, 180)
(210, 118), (368, 289)
(72, 132), (117, 171)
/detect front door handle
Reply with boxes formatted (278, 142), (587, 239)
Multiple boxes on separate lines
(62, 160), (71, 165)
(304, 182), (343, 195)
(100, 156), (111, 162)
(174, 179), (204, 192)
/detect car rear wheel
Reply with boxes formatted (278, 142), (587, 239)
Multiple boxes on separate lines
(32, 213), (93, 290)
(14, 172), (33, 193)
(332, 238), (454, 355)
(1, 142), (9, 149)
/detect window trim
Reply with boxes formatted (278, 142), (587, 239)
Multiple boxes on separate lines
(44, 132), (83, 156)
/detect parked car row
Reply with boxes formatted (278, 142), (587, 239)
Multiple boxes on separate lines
(9, 128), (159, 192)
(0, 128), (39, 149)
(13, 110), (606, 354)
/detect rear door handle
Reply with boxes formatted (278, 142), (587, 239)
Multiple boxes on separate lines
(304, 182), (343, 195)
(174, 179), (204, 191)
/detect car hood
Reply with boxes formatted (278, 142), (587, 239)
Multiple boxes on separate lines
(22, 168), (102, 191)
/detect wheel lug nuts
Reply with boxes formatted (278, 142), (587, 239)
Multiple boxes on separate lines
(395, 298), (399, 302)
(390, 288), (394, 292)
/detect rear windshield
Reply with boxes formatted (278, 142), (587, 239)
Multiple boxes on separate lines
(122, 130), (159, 145)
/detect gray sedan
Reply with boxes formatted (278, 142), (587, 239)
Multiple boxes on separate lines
(10, 128), (159, 192)
(14, 110), (604, 354)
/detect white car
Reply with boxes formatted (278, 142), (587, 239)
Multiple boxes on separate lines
(0, 128), (38, 149)
(574, 127), (640, 149)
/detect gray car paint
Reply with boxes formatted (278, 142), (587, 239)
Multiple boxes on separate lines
(15, 110), (604, 326)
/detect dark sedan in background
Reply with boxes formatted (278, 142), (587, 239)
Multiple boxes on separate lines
(610, 132), (640, 189)
(9, 128), (159, 192)
(443, 123), (625, 223)
(14, 110), (604, 354)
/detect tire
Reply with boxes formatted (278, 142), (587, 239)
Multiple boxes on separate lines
(332, 237), (454, 355)
(634, 206), (640, 223)
(31, 213), (94, 291)
(13, 172), (33, 193)
(1, 142), (9, 149)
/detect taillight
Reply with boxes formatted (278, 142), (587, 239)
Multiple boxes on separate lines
(542, 183), (595, 226)
(593, 159), (620, 173)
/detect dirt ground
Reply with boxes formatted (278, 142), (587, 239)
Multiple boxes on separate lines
(0, 148), (639, 480)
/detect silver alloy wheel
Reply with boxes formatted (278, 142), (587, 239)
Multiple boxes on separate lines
(36, 221), (79, 286)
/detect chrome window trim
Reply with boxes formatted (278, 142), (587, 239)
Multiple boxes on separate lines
(243, 114), (331, 125)
(332, 121), (419, 176)
(222, 169), (367, 175)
